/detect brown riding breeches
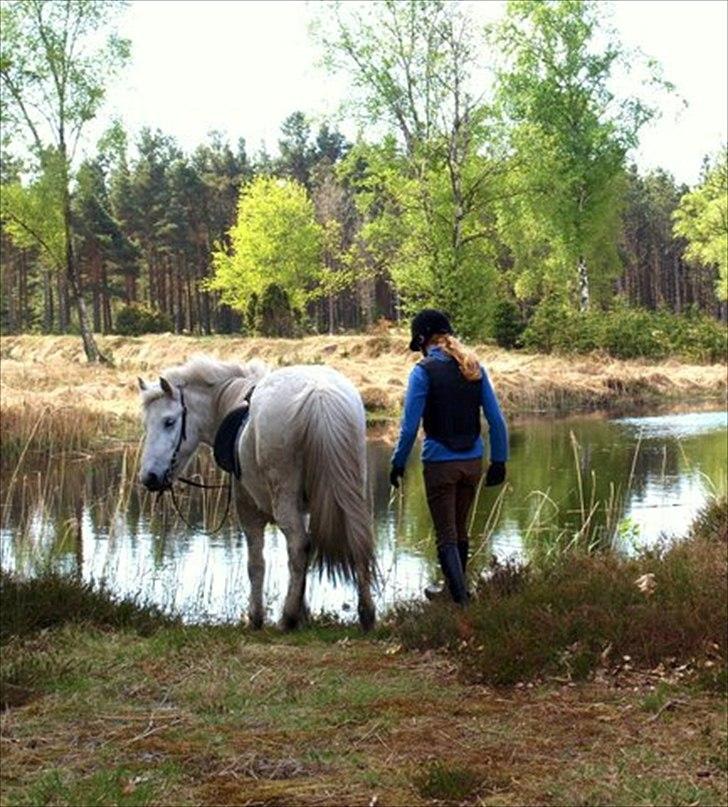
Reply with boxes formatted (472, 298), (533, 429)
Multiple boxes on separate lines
(423, 458), (483, 549)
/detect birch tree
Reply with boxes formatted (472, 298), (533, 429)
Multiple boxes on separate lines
(490, 0), (670, 310)
(1, 0), (129, 360)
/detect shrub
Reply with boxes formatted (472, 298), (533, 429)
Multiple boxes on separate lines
(253, 284), (298, 337)
(521, 299), (727, 363)
(114, 304), (173, 336)
(492, 299), (527, 348)
(0, 570), (177, 643)
(392, 499), (727, 686)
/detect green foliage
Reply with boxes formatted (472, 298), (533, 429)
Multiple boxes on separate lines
(492, 298), (527, 348)
(1, 0), (131, 360)
(207, 176), (323, 318)
(491, 0), (667, 308)
(0, 0), (130, 156)
(320, 2), (504, 338)
(74, 157), (139, 296)
(340, 138), (501, 339)
(673, 150), (728, 301)
(522, 300), (727, 363)
(413, 762), (481, 802)
(0, 154), (66, 270)
(114, 303), (172, 336)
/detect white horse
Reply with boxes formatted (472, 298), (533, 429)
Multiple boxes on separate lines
(137, 355), (376, 631)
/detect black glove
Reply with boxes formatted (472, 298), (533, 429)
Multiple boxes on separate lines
(485, 461), (506, 487)
(390, 464), (405, 488)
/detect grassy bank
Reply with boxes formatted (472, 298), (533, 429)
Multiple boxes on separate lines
(1, 503), (726, 806)
(1, 333), (726, 452)
(392, 498), (727, 689)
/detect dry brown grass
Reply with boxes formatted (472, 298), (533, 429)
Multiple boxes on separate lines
(1, 334), (725, 438)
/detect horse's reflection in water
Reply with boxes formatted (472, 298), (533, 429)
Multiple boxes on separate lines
(138, 355), (376, 631)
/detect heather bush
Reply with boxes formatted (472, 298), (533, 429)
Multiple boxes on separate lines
(392, 499), (727, 686)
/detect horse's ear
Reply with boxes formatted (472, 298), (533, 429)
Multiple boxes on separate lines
(159, 376), (174, 398)
(138, 377), (148, 392)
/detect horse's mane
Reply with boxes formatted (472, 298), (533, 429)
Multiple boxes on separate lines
(141, 354), (269, 405)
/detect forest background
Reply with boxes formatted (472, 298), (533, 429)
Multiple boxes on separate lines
(1, 0), (726, 364)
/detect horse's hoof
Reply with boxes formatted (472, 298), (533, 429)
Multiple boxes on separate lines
(358, 606), (376, 633)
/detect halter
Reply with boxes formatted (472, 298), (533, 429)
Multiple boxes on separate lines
(168, 385), (188, 476)
(159, 384), (254, 535)
(161, 385), (231, 535)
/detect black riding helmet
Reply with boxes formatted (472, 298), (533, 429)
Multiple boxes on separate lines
(409, 309), (453, 352)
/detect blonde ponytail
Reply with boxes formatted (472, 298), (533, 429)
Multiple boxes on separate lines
(431, 334), (481, 382)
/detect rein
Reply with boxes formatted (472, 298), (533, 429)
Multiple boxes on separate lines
(166, 474), (233, 535)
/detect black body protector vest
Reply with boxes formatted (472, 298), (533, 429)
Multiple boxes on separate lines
(419, 355), (482, 452)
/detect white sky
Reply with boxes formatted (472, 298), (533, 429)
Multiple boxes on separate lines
(93, 0), (728, 187)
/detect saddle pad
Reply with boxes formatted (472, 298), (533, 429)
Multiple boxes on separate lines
(213, 405), (248, 478)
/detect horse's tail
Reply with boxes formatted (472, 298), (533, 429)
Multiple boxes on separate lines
(294, 380), (377, 587)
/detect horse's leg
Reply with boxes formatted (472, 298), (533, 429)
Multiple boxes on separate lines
(273, 496), (310, 631)
(235, 488), (268, 629)
(356, 566), (376, 633)
(244, 524), (266, 629)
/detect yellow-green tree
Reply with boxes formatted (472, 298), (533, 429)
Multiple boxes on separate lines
(208, 177), (323, 329)
(673, 150), (728, 302)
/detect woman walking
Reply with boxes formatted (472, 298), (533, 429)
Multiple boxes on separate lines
(390, 309), (508, 605)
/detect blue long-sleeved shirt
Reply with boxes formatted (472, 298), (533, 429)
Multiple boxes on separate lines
(391, 347), (509, 468)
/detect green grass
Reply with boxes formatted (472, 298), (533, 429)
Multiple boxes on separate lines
(413, 761), (483, 801)
(1, 620), (725, 806)
(4, 766), (175, 807)
(639, 681), (677, 714)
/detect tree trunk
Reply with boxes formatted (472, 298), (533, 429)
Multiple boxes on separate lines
(43, 269), (54, 333)
(91, 248), (101, 333)
(577, 256), (590, 312)
(3, 245), (17, 333)
(672, 254), (681, 314)
(186, 273), (194, 333)
(101, 262), (112, 333)
(60, 148), (102, 362)
(327, 294), (335, 335)
(175, 255), (184, 333)
(57, 271), (68, 332)
(19, 250), (28, 330)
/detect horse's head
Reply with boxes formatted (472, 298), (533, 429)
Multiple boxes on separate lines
(138, 376), (200, 491)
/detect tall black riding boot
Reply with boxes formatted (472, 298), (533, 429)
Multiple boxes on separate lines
(457, 540), (469, 575)
(437, 544), (469, 606)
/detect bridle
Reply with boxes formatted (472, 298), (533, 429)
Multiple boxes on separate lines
(159, 385), (233, 535)
(168, 385), (189, 478)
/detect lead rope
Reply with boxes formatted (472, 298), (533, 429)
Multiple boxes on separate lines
(167, 473), (234, 535)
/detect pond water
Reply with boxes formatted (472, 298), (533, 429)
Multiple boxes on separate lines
(1, 409), (726, 623)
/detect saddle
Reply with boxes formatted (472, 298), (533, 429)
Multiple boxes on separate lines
(213, 387), (255, 478)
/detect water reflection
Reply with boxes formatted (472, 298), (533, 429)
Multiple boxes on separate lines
(1, 410), (726, 622)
